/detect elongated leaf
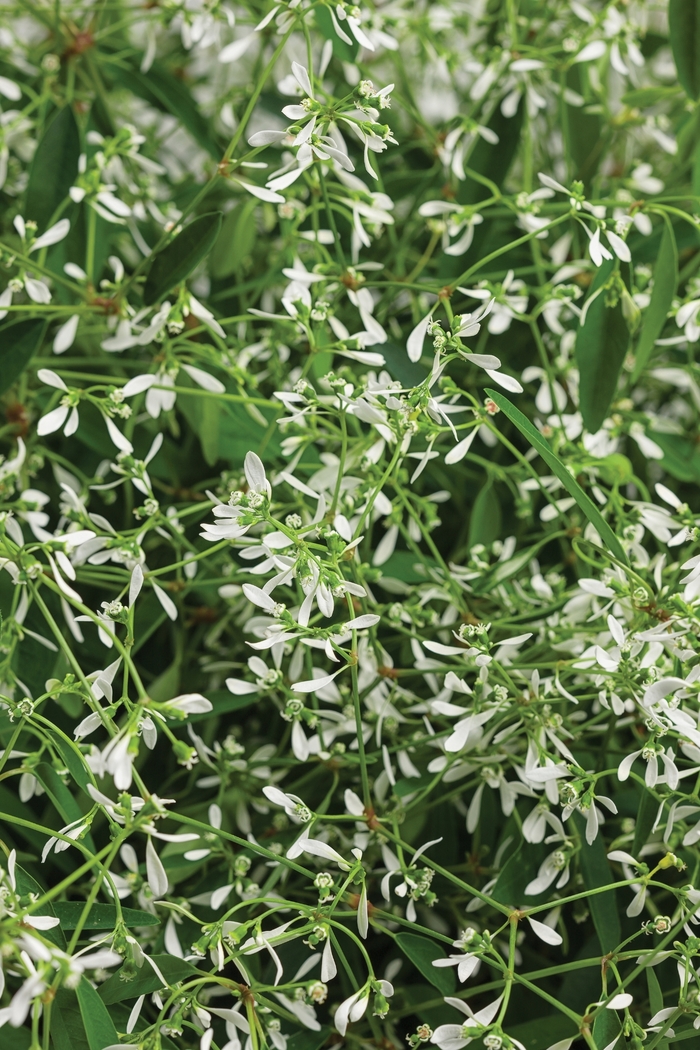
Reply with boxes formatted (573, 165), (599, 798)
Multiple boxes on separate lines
(469, 480), (501, 548)
(25, 106), (80, 229)
(0, 318), (47, 395)
(51, 988), (91, 1050)
(507, 1014), (577, 1050)
(633, 218), (677, 379)
(13, 862), (66, 948)
(669, 0), (700, 100)
(105, 57), (221, 158)
(652, 431), (700, 484)
(633, 790), (659, 857)
(566, 65), (603, 184)
(395, 933), (456, 995)
(35, 762), (96, 852)
(574, 814), (620, 954)
(484, 389), (629, 565)
(314, 5), (360, 62)
(143, 212), (222, 305)
(54, 901), (159, 929)
(98, 954), (200, 1003)
(210, 199), (258, 278)
(45, 727), (94, 793)
(575, 261), (629, 433)
(458, 99), (524, 205)
(646, 967), (670, 1050)
(592, 1009), (621, 1050)
(76, 976), (120, 1050)
(287, 1029), (333, 1050)
(491, 841), (550, 906)
(3, 1028), (32, 1050)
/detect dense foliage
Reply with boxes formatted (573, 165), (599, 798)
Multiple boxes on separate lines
(4, 2), (700, 1049)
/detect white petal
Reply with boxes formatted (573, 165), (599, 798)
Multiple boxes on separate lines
(527, 916), (562, 945)
(29, 219), (71, 253)
(53, 314), (79, 354)
(146, 837), (169, 897)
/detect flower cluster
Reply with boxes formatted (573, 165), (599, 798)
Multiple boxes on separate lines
(1, 1), (700, 1049)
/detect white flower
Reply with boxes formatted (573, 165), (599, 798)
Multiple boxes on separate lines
(334, 988), (370, 1036)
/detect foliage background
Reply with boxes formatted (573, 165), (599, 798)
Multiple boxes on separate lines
(2, 2), (700, 1050)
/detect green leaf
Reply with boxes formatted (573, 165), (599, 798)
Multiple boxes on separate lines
(51, 988), (91, 1050)
(395, 933), (456, 995)
(25, 106), (81, 229)
(575, 261), (630, 434)
(468, 481), (501, 548)
(621, 86), (682, 108)
(187, 687), (261, 722)
(210, 200), (258, 278)
(633, 790), (659, 856)
(574, 814), (621, 954)
(484, 389), (629, 565)
(76, 976), (120, 1050)
(592, 1008), (622, 1050)
(646, 967), (670, 1050)
(651, 432), (700, 484)
(565, 65), (604, 184)
(506, 1014), (577, 1050)
(53, 901), (160, 929)
(286, 1028), (333, 1050)
(143, 212), (222, 305)
(632, 218), (677, 379)
(314, 5), (360, 62)
(669, 0), (700, 100)
(3, 1029), (32, 1050)
(105, 57), (221, 158)
(375, 341), (428, 387)
(45, 726), (94, 793)
(13, 863), (66, 948)
(458, 99), (524, 205)
(0, 318), (47, 396)
(490, 841), (550, 906)
(34, 762), (95, 852)
(98, 954), (201, 1003)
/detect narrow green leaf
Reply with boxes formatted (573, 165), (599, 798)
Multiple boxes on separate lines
(34, 762), (95, 852)
(468, 480), (501, 548)
(53, 901), (159, 929)
(210, 199), (258, 278)
(507, 1014), (577, 1050)
(490, 841), (550, 906)
(575, 814), (620, 955)
(646, 967), (670, 1050)
(98, 954), (200, 1003)
(651, 431), (700, 484)
(25, 107), (81, 229)
(633, 790), (659, 857)
(13, 863), (66, 948)
(633, 218), (677, 379)
(575, 261), (630, 433)
(484, 389), (629, 565)
(51, 988), (91, 1050)
(0, 318), (47, 395)
(2, 1028), (32, 1050)
(105, 57), (221, 158)
(143, 212), (222, 306)
(287, 1029), (333, 1050)
(314, 6), (360, 61)
(76, 975), (120, 1050)
(591, 1009), (621, 1050)
(395, 933), (456, 995)
(669, 0), (700, 100)
(566, 65), (603, 183)
(45, 727), (94, 793)
(458, 99), (524, 206)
